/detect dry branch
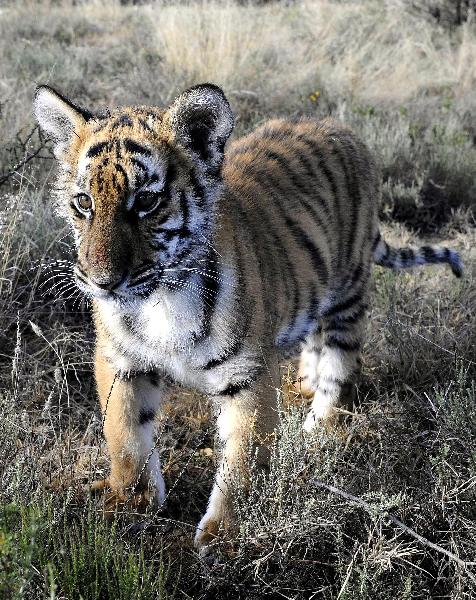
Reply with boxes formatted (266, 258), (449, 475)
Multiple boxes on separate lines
(0, 127), (51, 187)
(313, 479), (476, 582)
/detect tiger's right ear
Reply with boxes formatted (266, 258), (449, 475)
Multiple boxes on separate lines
(33, 85), (93, 157)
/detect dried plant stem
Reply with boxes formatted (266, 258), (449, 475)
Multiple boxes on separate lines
(313, 479), (476, 581)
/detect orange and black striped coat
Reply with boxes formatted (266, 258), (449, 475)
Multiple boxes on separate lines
(34, 83), (462, 552)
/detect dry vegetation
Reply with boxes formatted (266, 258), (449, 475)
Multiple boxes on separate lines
(1, 1), (476, 598)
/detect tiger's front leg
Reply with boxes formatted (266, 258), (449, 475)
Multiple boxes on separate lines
(194, 364), (280, 553)
(92, 346), (166, 513)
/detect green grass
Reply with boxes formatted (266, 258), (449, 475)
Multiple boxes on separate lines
(0, 501), (173, 599)
(1, 0), (476, 598)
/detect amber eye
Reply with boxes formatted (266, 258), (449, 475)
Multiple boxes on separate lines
(135, 190), (161, 215)
(75, 193), (93, 213)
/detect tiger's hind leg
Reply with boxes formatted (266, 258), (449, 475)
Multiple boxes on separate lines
(303, 298), (367, 431)
(295, 327), (323, 399)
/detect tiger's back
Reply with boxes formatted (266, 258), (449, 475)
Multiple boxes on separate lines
(219, 117), (380, 355)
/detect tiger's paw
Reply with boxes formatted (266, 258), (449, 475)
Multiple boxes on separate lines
(290, 375), (315, 400)
(303, 407), (332, 432)
(194, 516), (220, 556)
(88, 477), (165, 517)
(194, 506), (232, 558)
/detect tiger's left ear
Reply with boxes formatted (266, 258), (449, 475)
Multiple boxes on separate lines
(33, 85), (93, 159)
(166, 83), (234, 175)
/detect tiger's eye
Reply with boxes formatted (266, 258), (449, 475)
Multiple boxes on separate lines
(76, 193), (92, 212)
(135, 191), (160, 214)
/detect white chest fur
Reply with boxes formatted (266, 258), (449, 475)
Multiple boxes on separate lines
(96, 268), (237, 389)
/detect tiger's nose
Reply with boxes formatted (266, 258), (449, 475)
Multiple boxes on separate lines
(90, 271), (127, 291)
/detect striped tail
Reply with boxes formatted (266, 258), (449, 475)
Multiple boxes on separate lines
(372, 233), (463, 278)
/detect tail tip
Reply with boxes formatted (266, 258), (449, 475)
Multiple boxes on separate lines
(449, 251), (463, 278)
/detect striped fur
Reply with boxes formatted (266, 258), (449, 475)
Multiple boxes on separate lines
(373, 233), (463, 277)
(34, 83), (463, 552)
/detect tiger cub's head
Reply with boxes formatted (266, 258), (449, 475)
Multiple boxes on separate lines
(34, 84), (234, 302)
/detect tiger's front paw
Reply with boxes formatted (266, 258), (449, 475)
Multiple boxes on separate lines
(303, 408), (327, 432)
(89, 476), (165, 516)
(303, 400), (336, 432)
(194, 514), (221, 555)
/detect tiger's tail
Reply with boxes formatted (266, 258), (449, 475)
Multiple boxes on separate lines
(372, 233), (463, 278)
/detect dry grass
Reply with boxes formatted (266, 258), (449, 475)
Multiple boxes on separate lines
(1, 1), (476, 598)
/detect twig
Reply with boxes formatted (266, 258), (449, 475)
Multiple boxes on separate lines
(0, 127), (51, 186)
(312, 479), (476, 582)
(389, 316), (476, 367)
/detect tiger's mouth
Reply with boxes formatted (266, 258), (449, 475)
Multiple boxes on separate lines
(73, 266), (134, 301)
(73, 264), (180, 302)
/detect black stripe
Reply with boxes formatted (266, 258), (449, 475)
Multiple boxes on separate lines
(196, 252), (221, 340)
(70, 202), (86, 219)
(130, 272), (154, 288)
(321, 292), (362, 318)
(112, 115), (133, 129)
(295, 135), (342, 226)
(229, 194), (266, 316)
(203, 338), (243, 370)
(138, 117), (155, 134)
(329, 136), (361, 262)
(249, 168), (329, 286)
(421, 246), (438, 264)
(292, 141), (333, 219)
(261, 148), (332, 239)
(179, 190), (189, 232)
(131, 157), (147, 174)
(123, 139), (152, 157)
(329, 303), (368, 328)
(114, 163), (129, 189)
(201, 233), (250, 370)
(111, 172), (121, 192)
(130, 261), (155, 281)
(86, 141), (109, 158)
(399, 248), (415, 265)
(278, 282), (321, 349)
(229, 183), (307, 336)
(149, 240), (167, 251)
(156, 227), (190, 241)
(376, 242), (392, 266)
(372, 232), (381, 251)
(154, 209), (173, 226)
(189, 169), (207, 206)
(163, 235), (201, 267)
(211, 374), (260, 397)
(325, 336), (361, 352)
(350, 263), (365, 286)
(139, 408), (156, 425)
(249, 131), (337, 221)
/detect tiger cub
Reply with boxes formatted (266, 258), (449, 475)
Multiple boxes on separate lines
(34, 83), (462, 552)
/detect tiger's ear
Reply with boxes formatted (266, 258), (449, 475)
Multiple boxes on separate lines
(33, 85), (93, 158)
(166, 83), (234, 174)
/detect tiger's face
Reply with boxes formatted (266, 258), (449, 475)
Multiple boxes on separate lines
(34, 84), (234, 302)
